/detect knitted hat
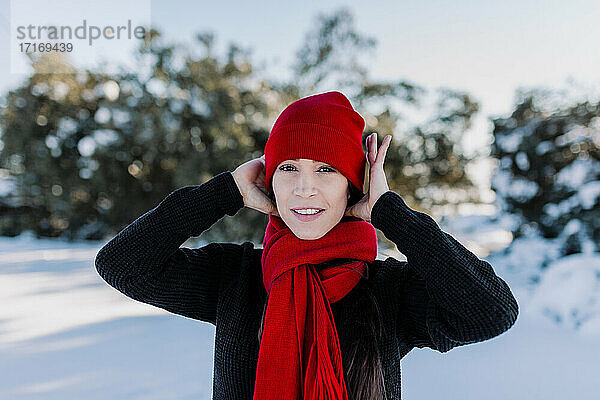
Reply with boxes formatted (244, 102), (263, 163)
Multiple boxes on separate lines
(264, 91), (367, 194)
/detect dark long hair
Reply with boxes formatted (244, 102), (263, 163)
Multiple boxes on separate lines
(261, 182), (387, 399)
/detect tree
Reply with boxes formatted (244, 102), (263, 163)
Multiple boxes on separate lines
(490, 88), (600, 256)
(1, 9), (486, 245)
(0, 30), (279, 242)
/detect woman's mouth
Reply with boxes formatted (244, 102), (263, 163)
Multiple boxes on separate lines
(291, 209), (325, 222)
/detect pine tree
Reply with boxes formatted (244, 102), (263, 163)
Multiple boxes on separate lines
(490, 91), (600, 256)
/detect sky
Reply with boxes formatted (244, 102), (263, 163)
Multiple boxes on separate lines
(1, 0), (599, 188)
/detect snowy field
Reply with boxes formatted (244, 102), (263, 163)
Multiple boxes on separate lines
(1, 212), (599, 400)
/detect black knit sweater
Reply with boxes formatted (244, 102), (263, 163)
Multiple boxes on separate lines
(95, 171), (519, 400)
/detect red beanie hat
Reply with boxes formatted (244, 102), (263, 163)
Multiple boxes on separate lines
(264, 91), (367, 194)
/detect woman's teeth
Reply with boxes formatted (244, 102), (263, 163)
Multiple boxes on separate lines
(293, 209), (323, 215)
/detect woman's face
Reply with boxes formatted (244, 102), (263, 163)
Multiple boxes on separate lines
(271, 158), (351, 240)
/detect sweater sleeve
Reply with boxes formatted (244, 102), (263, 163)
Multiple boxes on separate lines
(94, 171), (245, 325)
(370, 190), (519, 353)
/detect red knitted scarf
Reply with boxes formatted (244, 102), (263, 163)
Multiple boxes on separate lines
(254, 214), (378, 400)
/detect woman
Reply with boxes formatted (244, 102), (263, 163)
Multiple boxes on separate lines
(95, 91), (519, 400)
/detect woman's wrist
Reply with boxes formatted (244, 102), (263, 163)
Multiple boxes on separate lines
(230, 170), (245, 202)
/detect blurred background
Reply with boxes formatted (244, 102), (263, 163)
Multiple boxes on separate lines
(0, 0), (599, 399)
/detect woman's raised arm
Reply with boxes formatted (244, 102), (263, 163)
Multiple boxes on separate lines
(94, 171), (245, 325)
(371, 190), (519, 353)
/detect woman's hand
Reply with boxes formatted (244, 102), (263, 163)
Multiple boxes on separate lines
(345, 133), (392, 222)
(232, 155), (280, 217)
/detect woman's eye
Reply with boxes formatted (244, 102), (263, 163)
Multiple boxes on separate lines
(278, 165), (335, 172)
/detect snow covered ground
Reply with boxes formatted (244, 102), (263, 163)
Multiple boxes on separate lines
(1, 211), (599, 399)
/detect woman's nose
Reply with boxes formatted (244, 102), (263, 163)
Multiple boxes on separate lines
(293, 173), (318, 197)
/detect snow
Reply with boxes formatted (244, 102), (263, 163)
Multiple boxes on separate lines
(552, 158), (600, 214)
(526, 253), (600, 333)
(555, 157), (600, 190)
(0, 175), (16, 197)
(578, 181), (600, 209)
(495, 129), (524, 153)
(514, 151), (529, 170)
(57, 117), (78, 137)
(1, 215), (600, 399)
(93, 107), (111, 125)
(494, 118), (541, 153)
(535, 140), (553, 155)
(92, 129), (120, 147)
(491, 170), (539, 203)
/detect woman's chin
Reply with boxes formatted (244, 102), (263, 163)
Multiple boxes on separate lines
(295, 233), (324, 240)
(281, 213), (342, 240)
(289, 225), (330, 240)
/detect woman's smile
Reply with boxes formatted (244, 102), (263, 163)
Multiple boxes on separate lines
(291, 208), (325, 222)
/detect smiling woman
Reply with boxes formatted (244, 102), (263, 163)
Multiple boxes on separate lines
(266, 159), (365, 238)
(270, 158), (353, 240)
(254, 91), (388, 399)
(96, 90), (519, 400)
